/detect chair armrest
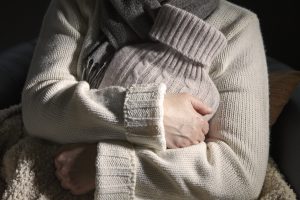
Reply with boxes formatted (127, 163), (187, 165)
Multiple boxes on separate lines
(270, 71), (300, 197)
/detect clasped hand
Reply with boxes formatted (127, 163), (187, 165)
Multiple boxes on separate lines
(54, 93), (211, 195)
(164, 93), (212, 149)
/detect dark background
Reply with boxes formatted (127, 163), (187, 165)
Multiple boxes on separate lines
(0, 1), (50, 51)
(0, 1), (300, 196)
(0, 0), (299, 70)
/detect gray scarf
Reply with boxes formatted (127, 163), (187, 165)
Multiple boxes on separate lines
(83, 0), (220, 88)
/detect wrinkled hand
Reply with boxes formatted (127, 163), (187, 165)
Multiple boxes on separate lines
(163, 93), (212, 149)
(54, 143), (97, 195)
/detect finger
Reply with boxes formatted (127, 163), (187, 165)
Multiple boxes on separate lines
(190, 97), (212, 115)
(175, 136), (193, 148)
(192, 140), (200, 145)
(201, 120), (210, 135)
(179, 139), (191, 148)
(55, 168), (70, 181)
(166, 141), (178, 149)
(197, 131), (205, 143)
(199, 135), (205, 143)
(195, 117), (209, 135)
(174, 139), (184, 148)
(61, 179), (72, 190)
(54, 157), (62, 170)
(60, 166), (70, 176)
(54, 143), (84, 159)
(54, 152), (67, 165)
(54, 145), (69, 159)
(56, 169), (72, 187)
(55, 169), (63, 181)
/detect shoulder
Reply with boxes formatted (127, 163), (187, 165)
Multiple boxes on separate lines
(205, 0), (260, 41)
(205, 1), (267, 81)
(50, 0), (94, 9)
(42, 0), (97, 39)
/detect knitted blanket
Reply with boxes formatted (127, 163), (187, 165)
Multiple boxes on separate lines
(0, 105), (296, 200)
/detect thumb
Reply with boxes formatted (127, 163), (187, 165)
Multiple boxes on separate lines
(190, 97), (212, 115)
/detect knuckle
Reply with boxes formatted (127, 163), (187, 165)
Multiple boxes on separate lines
(56, 153), (66, 162)
(54, 158), (61, 169)
(184, 139), (191, 146)
(202, 124), (207, 131)
(205, 126), (210, 133)
(183, 138), (193, 147)
(204, 120), (209, 127)
(55, 170), (62, 181)
(62, 178), (77, 191)
(202, 119), (208, 124)
(191, 137), (198, 145)
(175, 142), (185, 148)
(196, 120), (203, 126)
(192, 140), (199, 145)
(204, 124), (210, 134)
(60, 167), (70, 176)
(200, 120), (209, 129)
(198, 133), (205, 142)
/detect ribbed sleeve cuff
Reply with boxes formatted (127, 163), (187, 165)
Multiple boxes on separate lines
(95, 141), (136, 200)
(150, 4), (227, 66)
(124, 83), (167, 151)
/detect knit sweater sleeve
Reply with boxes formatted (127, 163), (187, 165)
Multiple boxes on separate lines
(21, 0), (167, 151)
(95, 8), (270, 200)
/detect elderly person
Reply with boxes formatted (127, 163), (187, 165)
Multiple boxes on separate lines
(22, 0), (269, 198)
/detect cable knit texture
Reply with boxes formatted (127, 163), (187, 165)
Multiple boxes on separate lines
(21, 0), (270, 199)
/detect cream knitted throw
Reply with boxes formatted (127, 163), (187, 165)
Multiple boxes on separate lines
(0, 105), (296, 199)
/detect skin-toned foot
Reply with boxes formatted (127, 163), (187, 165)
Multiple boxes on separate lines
(54, 143), (97, 195)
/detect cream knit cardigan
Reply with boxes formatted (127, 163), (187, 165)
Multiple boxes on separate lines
(22, 0), (270, 199)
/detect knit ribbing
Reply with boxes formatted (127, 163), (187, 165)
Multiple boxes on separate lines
(149, 4), (227, 66)
(95, 141), (136, 200)
(124, 83), (167, 150)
